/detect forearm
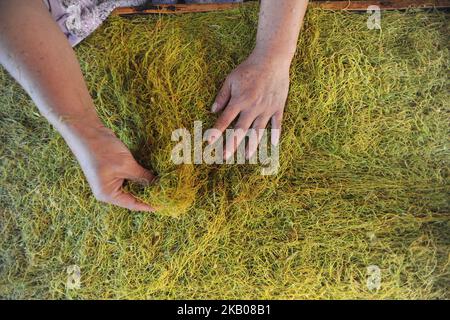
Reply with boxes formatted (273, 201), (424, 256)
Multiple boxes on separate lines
(0, 0), (104, 143)
(253, 0), (309, 66)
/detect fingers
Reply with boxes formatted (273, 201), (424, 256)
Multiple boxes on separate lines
(112, 192), (156, 213)
(223, 111), (256, 160)
(211, 108), (283, 160)
(93, 186), (156, 213)
(211, 77), (231, 113)
(105, 161), (157, 212)
(210, 99), (241, 144)
(116, 158), (157, 186)
(209, 70), (286, 159)
(130, 163), (157, 186)
(246, 115), (271, 160)
(271, 112), (283, 146)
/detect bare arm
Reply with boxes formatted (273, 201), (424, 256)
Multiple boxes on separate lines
(0, 0), (155, 212)
(209, 0), (309, 159)
(254, 0), (307, 65)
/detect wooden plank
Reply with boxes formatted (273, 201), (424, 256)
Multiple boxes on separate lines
(112, 1), (450, 15)
(112, 3), (240, 15)
(310, 0), (450, 10)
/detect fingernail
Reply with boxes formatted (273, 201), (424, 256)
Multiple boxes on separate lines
(211, 102), (218, 113)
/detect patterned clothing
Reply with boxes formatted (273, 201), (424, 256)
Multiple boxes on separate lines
(43, 0), (243, 46)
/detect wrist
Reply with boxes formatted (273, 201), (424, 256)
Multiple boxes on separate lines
(58, 116), (112, 148)
(250, 45), (294, 71)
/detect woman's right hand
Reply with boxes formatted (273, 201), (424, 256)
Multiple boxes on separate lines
(69, 124), (157, 212)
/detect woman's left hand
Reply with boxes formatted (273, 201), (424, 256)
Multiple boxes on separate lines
(208, 51), (290, 160)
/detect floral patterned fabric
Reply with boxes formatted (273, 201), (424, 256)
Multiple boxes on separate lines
(43, 0), (243, 46)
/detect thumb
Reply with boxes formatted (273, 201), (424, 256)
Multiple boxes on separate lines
(113, 191), (156, 213)
(211, 77), (231, 113)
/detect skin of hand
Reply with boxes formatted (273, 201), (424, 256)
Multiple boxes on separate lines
(209, 0), (309, 159)
(67, 124), (157, 212)
(0, 0), (156, 212)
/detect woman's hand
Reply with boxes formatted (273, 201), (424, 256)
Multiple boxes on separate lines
(70, 125), (157, 212)
(0, 1), (156, 212)
(209, 51), (290, 159)
(207, 0), (309, 160)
